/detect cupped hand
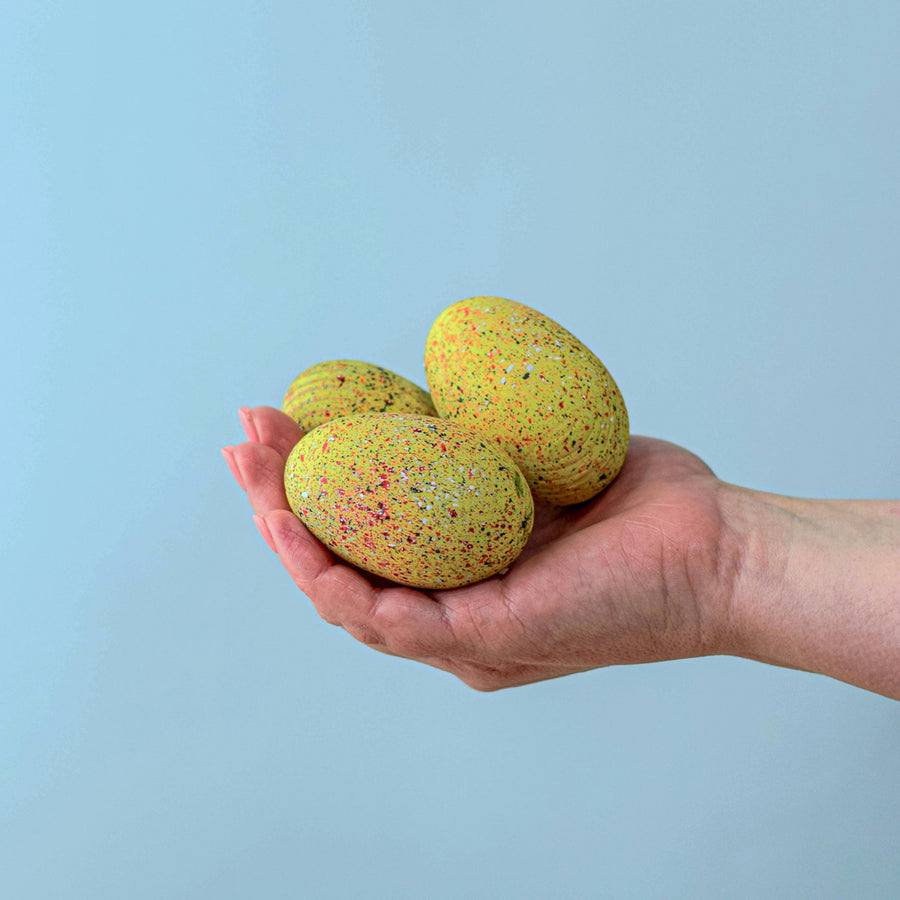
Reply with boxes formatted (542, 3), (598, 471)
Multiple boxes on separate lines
(223, 407), (738, 690)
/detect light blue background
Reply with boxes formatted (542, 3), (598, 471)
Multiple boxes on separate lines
(3, 2), (899, 898)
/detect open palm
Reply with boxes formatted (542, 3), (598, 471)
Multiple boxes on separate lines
(225, 407), (735, 690)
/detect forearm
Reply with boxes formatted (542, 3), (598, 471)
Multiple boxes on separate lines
(719, 485), (900, 699)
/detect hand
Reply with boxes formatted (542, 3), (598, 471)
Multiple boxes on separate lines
(223, 407), (737, 690)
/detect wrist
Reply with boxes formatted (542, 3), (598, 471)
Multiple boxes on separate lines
(715, 483), (900, 698)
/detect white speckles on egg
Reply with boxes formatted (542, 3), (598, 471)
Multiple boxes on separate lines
(424, 296), (630, 505)
(282, 359), (437, 431)
(284, 414), (534, 589)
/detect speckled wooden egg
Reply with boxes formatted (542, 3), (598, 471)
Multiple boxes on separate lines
(284, 414), (534, 589)
(424, 297), (629, 506)
(282, 359), (437, 431)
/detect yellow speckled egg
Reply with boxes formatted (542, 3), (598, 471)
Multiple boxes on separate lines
(282, 359), (436, 431)
(424, 297), (629, 505)
(284, 414), (534, 589)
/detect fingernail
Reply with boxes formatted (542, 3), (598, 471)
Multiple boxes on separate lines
(254, 513), (277, 553)
(239, 407), (259, 442)
(221, 447), (246, 490)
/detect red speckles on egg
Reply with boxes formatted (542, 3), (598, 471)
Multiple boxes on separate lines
(284, 413), (534, 589)
(424, 296), (629, 505)
(282, 359), (437, 431)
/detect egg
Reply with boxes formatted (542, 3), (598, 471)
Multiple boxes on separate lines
(284, 413), (534, 589)
(282, 359), (436, 431)
(424, 297), (629, 505)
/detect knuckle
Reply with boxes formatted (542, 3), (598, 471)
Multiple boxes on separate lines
(344, 621), (385, 648)
(314, 605), (342, 627)
(459, 668), (505, 692)
(369, 599), (428, 658)
(384, 628), (428, 659)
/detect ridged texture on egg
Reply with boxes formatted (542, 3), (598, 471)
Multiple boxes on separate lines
(284, 414), (534, 589)
(282, 359), (436, 432)
(424, 297), (629, 505)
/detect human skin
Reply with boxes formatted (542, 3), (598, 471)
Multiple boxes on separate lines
(223, 406), (900, 700)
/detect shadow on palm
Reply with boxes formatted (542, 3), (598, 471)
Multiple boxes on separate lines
(508, 435), (723, 596)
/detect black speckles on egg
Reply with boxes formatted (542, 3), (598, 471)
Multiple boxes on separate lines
(284, 413), (534, 589)
(282, 359), (437, 431)
(424, 297), (629, 505)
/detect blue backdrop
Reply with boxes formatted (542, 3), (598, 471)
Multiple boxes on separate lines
(3, 2), (898, 897)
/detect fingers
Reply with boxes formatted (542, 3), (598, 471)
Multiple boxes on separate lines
(230, 441), (290, 514)
(241, 406), (304, 460)
(221, 446), (246, 490)
(223, 405), (523, 673)
(223, 406), (305, 513)
(262, 509), (463, 660)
